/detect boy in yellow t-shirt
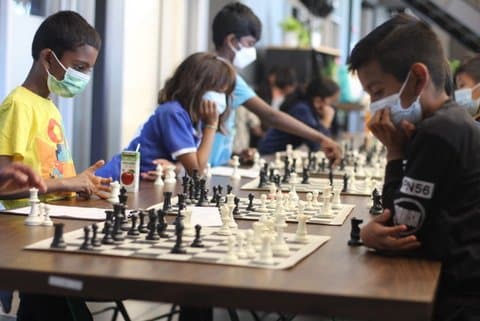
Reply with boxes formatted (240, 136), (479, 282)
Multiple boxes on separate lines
(0, 11), (110, 321)
(0, 11), (111, 210)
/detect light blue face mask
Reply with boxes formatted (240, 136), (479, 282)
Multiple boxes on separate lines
(369, 72), (423, 125)
(203, 91), (227, 114)
(455, 84), (480, 116)
(46, 51), (91, 98)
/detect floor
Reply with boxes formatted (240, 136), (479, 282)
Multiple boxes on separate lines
(1, 293), (339, 321)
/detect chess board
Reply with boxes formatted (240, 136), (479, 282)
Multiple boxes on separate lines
(241, 177), (382, 197)
(150, 197), (355, 226)
(25, 223), (330, 270)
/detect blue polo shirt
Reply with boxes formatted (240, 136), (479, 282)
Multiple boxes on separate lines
(209, 74), (256, 166)
(96, 101), (200, 180)
(258, 101), (331, 155)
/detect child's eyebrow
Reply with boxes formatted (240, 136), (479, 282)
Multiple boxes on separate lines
(366, 80), (382, 92)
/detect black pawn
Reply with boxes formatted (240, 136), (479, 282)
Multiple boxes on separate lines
(91, 223), (101, 247)
(163, 191), (173, 212)
(226, 185), (233, 195)
(301, 167), (309, 184)
(171, 221), (187, 254)
(50, 223), (66, 249)
(348, 217), (363, 246)
(342, 173), (349, 193)
(80, 226), (94, 250)
(246, 193), (255, 211)
(101, 221), (115, 245)
(233, 197), (240, 216)
(146, 211), (160, 241)
(190, 224), (204, 248)
(128, 214), (140, 237)
(102, 210), (114, 233)
(196, 179), (209, 206)
(320, 158), (326, 172)
(328, 166), (334, 186)
(340, 158), (346, 171)
(138, 211), (148, 233)
(210, 186), (218, 203)
(157, 209), (169, 238)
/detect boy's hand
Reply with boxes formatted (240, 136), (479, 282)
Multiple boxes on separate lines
(320, 137), (342, 165)
(368, 108), (410, 161)
(141, 159), (175, 181)
(360, 209), (421, 251)
(200, 100), (219, 128)
(0, 163), (47, 194)
(66, 160), (112, 199)
(320, 105), (335, 129)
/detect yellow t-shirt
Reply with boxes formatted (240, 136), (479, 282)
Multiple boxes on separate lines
(0, 86), (76, 208)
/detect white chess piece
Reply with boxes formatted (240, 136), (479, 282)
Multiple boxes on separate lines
(305, 192), (315, 211)
(322, 188), (333, 217)
(182, 207), (195, 236)
(286, 144), (293, 158)
(154, 164), (164, 186)
(272, 211), (289, 257)
(231, 155), (241, 181)
(245, 230), (256, 258)
(222, 235), (239, 263)
(289, 172), (299, 203)
(41, 204), (53, 227)
(312, 190), (320, 207)
(251, 152), (261, 171)
(108, 181), (121, 203)
(268, 184), (277, 198)
(204, 163), (212, 178)
(255, 233), (274, 265)
(252, 222), (264, 246)
(236, 231), (247, 259)
(275, 152), (282, 168)
(164, 165), (176, 184)
(217, 205), (232, 236)
(227, 203), (238, 230)
(295, 214), (309, 243)
(332, 188), (342, 209)
(257, 194), (269, 213)
(25, 188), (42, 226)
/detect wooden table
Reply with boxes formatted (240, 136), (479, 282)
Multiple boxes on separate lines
(0, 177), (441, 321)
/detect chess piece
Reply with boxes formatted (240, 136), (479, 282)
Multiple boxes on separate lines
(190, 224), (204, 248)
(272, 211), (289, 257)
(289, 172), (299, 203)
(294, 214), (309, 243)
(257, 194), (269, 213)
(101, 221), (115, 245)
(138, 211), (148, 233)
(41, 204), (53, 227)
(222, 235), (239, 263)
(196, 179), (209, 207)
(233, 197), (240, 216)
(255, 234), (274, 265)
(156, 209), (169, 238)
(252, 222), (264, 246)
(217, 205), (232, 236)
(182, 208), (195, 236)
(25, 188), (42, 226)
(146, 211), (160, 241)
(305, 192), (315, 211)
(301, 167), (309, 184)
(171, 221), (187, 254)
(154, 163), (164, 186)
(246, 193), (255, 211)
(369, 188), (383, 215)
(164, 165), (176, 184)
(231, 155), (241, 181)
(210, 186), (218, 203)
(50, 223), (66, 249)
(332, 188), (342, 209)
(91, 223), (102, 247)
(108, 181), (121, 203)
(348, 217), (363, 246)
(127, 214), (141, 237)
(236, 231), (247, 259)
(342, 173), (349, 193)
(204, 163), (212, 178)
(80, 226), (94, 250)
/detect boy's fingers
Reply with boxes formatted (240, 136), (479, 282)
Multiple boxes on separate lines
(87, 160), (105, 172)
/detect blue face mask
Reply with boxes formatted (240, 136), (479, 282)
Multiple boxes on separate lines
(369, 72), (423, 125)
(46, 51), (91, 98)
(203, 91), (227, 114)
(455, 84), (480, 116)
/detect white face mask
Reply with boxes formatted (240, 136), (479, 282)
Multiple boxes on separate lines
(454, 84), (480, 116)
(203, 91), (227, 114)
(369, 72), (423, 125)
(231, 43), (256, 69)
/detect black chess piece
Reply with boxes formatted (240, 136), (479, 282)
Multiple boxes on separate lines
(182, 174), (190, 195)
(369, 188), (383, 215)
(50, 223), (66, 249)
(80, 226), (94, 250)
(101, 221), (115, 245)
(190, 224), (204, 248)
(112, 210), (125, 242)
(91, 223), (101, 247)
(301, 167), (309, 184)
(291, 158), (297, 173)
(178, 193), (187, 211)
(226, 184), (233, 195)
(258, 169), (268, 188)
(233, 197), (240, 216)
(156, 209), (169, 238)
(196, 179), (209, 206)
(138, 211), (148, 233)
(215, 194), (221, 208)
(246, 193), (255, 211)
(340, 158), (346, 171)
(102, 210), (114, 233)
(354, 161), (358, 174)
(127, 214), (140, 237)
(146, 211), (160, 241)
(348, 217), (363, 246)
(274, 174), (281, 187)
(210, 186), (218, 203)
(282, 157), (290, 183)
(163, 191), (173, 212)
(269, 168), (275, 182)
(320, 158), (326, 172)
(328, 166), (334, 186)
(342, 173), (349, 193)
(118, 186), (128, 205)
(171, 220), (187, 254)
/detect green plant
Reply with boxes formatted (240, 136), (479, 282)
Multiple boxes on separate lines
(279, 16), (310, 47)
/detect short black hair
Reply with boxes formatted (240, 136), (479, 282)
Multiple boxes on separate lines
(274, 67), (297, 90)
(32, 10), (101, 60)
(454, 55), (480, 85)
(348, 14), (447, 91)
(212, 2), (262, 49)
(306, 77), (339, 100)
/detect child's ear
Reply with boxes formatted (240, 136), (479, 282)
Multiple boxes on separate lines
(410, 63), (429, 96)
(225, 34), (238, 50)
(38, 49), (52, 68)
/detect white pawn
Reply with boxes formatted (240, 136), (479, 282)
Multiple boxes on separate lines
(332, 188), (342, 209)
(268, 183), (277, 198)
(305, 192), (315, 211)
(41, 204), (53, 227)
(252, 222), (264, 246)
(25, 188), (42, 226)
(255, 233), (274, 265)
(289, 172), (299, 203)
(274, 152), (282, 168)
(295, 214), (309, 243)
(245, 230), (256, 258)
(251, 152), (261, 171)
(204, 163), (212, 178)
(231, 155), (241, 181)
(286, 144), (293, 158)
(257, 194), (269, 213)
(322, 190), (333, 217)
(108, 181), (121, 203)
(164, 165), (176, 184)
(154, 164), (164, 186)
(236, 231), (247, 259)
(182, 208), (195, 236)
(218, 205), (232, 236)
(222, 235), (238, 263)
(312, 190), (320, 207)
(272, 211), (289, 257)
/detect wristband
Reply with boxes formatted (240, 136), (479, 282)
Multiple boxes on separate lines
(204, 124), (217, 130)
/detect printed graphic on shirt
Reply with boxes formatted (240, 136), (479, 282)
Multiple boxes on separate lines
(393, 197), (426, 235)
(400, 176), (435, 199)
(36, 118), (75, 179)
